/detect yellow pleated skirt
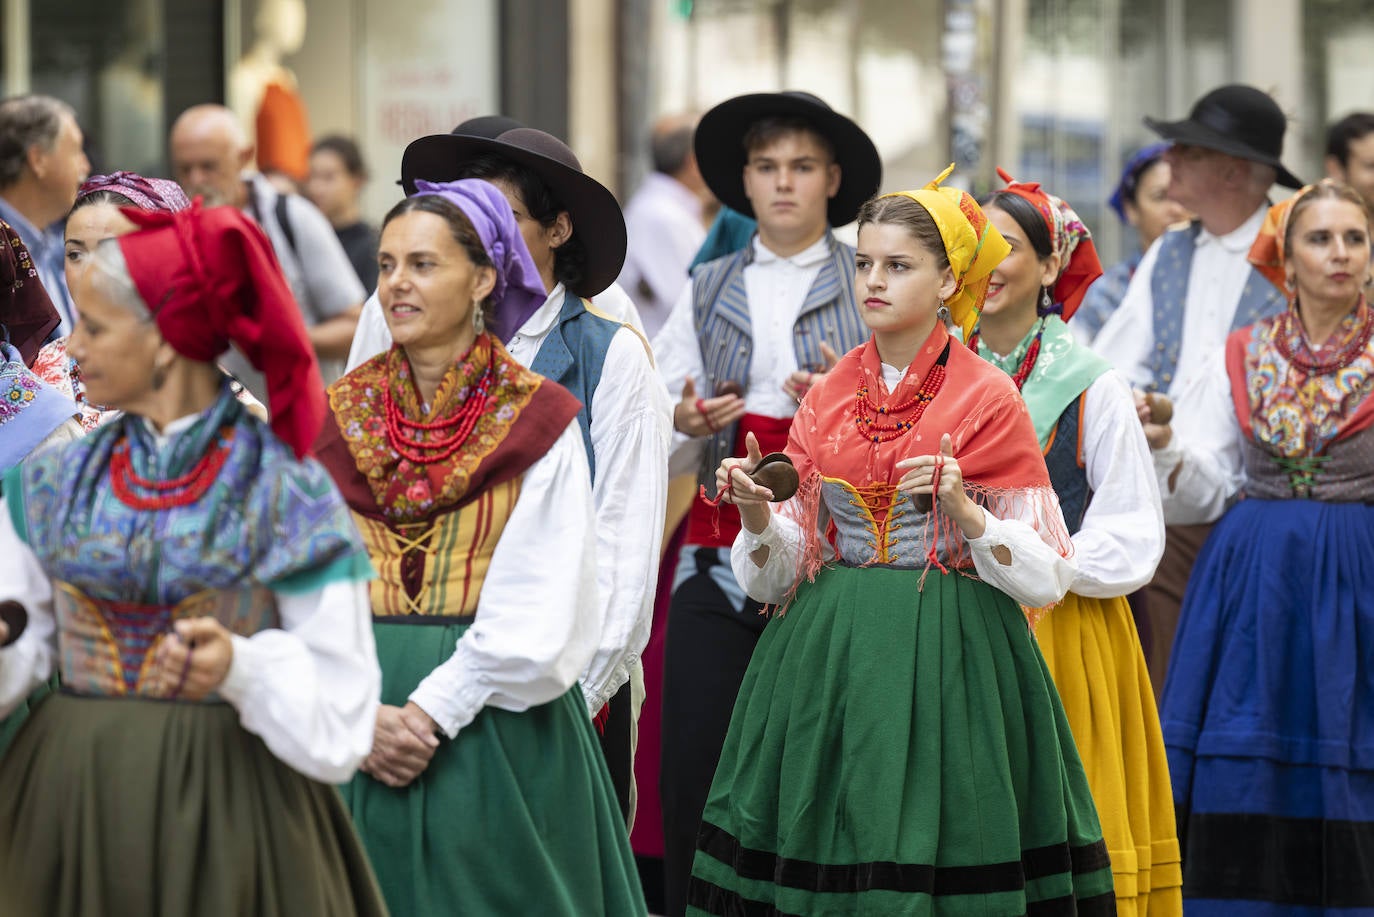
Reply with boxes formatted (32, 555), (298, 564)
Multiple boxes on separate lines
(1033, 591), (1183, 917)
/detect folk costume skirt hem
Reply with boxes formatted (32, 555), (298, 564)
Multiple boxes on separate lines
(1035, 591), (1182, 917)
(0, 692), (387, 917)
(687, 565), (1116, 916)
(343, 619), (647, 917)
(1161, 499), (1374, 915)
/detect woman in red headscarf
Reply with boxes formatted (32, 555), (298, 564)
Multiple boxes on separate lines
(689, 168), (1113, 915)
(976, 171), (1181, 916)
(0, 203), (386, 916)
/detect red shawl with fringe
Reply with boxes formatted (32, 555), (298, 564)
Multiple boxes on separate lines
(778, 322), (1071, 590)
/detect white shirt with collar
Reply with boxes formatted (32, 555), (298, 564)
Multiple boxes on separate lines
(617, 172), (706, 339)
(1093, 203), (1269, 400)
(654, 233), (831, 477)
(344, 282), (670, 714)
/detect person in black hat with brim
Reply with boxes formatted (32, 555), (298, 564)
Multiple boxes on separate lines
(649, 90), (880, 916)
(1093, 84), (1296, 699)
(346, 120), (672, 832)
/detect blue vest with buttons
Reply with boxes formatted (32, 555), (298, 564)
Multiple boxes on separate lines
(1146, 221), (1286, 393)
(688, 233), (868, 489)
(528, 289), (621, 482)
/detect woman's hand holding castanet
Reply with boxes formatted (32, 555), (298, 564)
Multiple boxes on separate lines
(715, 432), (773, 535)
(894, 433), (986, 539)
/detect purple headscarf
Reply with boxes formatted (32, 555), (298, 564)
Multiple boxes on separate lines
(411, 179), (547, 345)
(76, 171), (191, 213)
(1107, 143), (1171, 223)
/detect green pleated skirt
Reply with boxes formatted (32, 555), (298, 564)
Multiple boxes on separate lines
(0, 692), (388, 917)
(688, 565), (1116, 916)
(342, 619), (646, 916)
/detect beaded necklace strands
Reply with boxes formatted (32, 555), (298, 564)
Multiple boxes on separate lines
(968, 316), (1046, 392)
(110, 427), (236, 510)
(1273, 302), (1374, 375)
(853, 341), (952, 443)
(382, 352), (497, 466)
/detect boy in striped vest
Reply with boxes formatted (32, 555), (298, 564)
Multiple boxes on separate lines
(650, 91), (881, 917)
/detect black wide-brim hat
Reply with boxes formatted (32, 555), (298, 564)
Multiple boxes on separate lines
(694, 91), (882, 226)
(1144, 84), (1303, 189)
(399, 127), (626, 298)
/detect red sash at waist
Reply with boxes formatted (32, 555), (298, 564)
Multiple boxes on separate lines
(686, 413), (794, 549)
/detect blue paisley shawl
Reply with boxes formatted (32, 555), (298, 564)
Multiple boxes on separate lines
(4, 384), (370, 604)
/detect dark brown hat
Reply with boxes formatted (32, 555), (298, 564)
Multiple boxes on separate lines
(1144, 84), (1303, 189)
(694, 91), (882, 226)
(400, 127), (626, 298)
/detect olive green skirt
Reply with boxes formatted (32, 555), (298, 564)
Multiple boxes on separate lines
(0, 692), (387, 917)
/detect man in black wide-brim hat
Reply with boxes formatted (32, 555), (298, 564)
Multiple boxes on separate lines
(346, 119), (673, 833)
(1093, 84), (1298, 700)
(649, 90), (881, 916)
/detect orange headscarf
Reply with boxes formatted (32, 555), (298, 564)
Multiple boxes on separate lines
(1247, 182), (1321, 293)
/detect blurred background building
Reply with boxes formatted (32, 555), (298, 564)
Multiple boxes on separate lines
(2, 0), (1370, 262)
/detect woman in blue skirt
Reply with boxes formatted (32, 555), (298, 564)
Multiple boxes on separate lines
(1150, 178), (1374, 914)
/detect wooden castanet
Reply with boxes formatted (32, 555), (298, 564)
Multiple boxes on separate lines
(0, 600), (28, 647)
(749, 452), (799, 502)
(1144, 392), (1173, 425)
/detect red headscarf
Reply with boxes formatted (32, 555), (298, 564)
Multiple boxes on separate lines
(116, 202), (323, 458)
(994, 167), (1103, 321)
(1, 219), (60, 367)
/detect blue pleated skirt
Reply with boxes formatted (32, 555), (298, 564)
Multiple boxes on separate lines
(1160, 498), (1374, 915)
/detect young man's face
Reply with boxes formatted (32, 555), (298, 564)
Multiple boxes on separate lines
(1327, 132), (1374, 214)
(741, 130), (840, 245)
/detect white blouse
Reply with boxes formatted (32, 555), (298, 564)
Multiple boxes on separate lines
(407, 419), (604, 735)
(1068, 370), (1166, 597)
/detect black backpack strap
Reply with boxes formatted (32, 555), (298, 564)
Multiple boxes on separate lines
(274, 193), (298, 257)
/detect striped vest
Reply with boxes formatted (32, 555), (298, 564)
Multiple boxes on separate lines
(689, 233), (867, 487)
(1146, 221), (1286, 393)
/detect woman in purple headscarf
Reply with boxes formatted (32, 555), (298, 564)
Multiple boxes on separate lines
(34, 172), (193, 429)
(1074, 144), (1189, 345)
(314, 178), (645, 915)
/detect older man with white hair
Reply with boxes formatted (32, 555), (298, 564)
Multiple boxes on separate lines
(1093, 83), (1299, 695)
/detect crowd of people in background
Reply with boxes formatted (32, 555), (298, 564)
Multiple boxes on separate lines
(0, 77), (1372, 917)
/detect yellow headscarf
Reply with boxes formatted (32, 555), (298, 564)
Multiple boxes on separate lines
(880, 164), (1011, 342)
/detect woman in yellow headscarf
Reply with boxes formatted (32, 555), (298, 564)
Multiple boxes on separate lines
(685, 168), (1114, 915)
